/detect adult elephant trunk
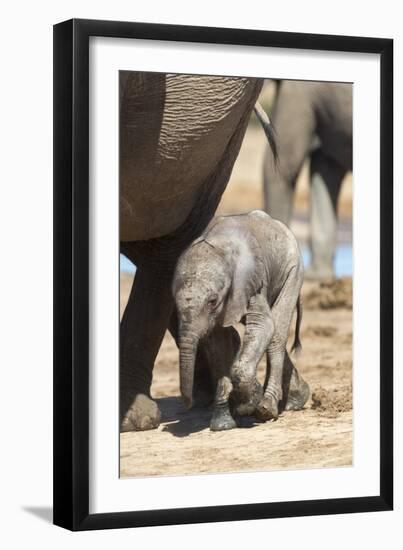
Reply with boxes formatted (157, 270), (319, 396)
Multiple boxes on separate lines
(179, 330), (199, 409)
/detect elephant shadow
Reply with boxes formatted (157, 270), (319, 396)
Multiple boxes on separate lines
(158, 396), (265, 437)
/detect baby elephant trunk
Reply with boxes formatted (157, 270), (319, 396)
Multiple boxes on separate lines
(179, 331), (199, 409)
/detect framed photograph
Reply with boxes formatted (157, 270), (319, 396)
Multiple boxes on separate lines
(53, 18), (393, 530)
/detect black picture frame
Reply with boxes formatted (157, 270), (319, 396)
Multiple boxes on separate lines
(53, 18), (393, 531)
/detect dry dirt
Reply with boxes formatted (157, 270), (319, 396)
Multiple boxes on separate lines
(120, 275), (353, 478)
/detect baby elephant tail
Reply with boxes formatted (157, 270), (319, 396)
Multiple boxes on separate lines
(291, 295), (302, 355)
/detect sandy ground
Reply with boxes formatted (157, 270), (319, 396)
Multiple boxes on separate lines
(120, 275), (353, 478)
(120, 119), (353, 478)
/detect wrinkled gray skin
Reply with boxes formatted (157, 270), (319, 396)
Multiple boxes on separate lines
(120, 72), (278, 432)
(263, 81), (352, 279)
(173, 211), (310, 431)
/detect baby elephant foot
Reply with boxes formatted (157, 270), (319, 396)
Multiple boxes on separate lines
(210, 402), (237, 431)
(120, 394), (161, 432)
(255, 394), (279, 421)
(234, 399), (258, 417)
(232, 380), (264, 417)
(285, 379), (310, 411)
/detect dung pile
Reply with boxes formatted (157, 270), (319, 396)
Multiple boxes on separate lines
(304, 277), (352, 310)
(311, 386), (353, 418)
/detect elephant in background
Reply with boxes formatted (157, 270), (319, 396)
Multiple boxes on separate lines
(263, 80), (352, 279)
(120, 72), (276, 432)
(172, 210), (310, 431)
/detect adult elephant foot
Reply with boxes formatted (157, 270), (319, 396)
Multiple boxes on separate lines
(121, 394), (161, 432)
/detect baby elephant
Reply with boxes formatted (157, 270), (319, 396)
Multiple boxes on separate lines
(172, 210), (310, 430)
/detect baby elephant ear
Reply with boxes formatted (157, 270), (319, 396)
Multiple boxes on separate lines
(190, 219), (221, 249)
(222, 238), (264, 328)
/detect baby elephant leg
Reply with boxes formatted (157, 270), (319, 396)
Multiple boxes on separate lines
(256, 269), (303, 421)
(281, 351), (310, 411)
(256, 337), (286, 420)
(210, 376), (237, 431)
(205, 326), (240, 431)
(231, 294), (274, 416)
(263, 350), (310, 417)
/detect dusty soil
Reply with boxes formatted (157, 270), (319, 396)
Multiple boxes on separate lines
(120, 275), (353, 478)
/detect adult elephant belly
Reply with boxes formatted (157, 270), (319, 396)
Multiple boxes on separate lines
(120, 73), (262, 242)
(319, 121), (353, 171)
(316, 84), (353, 171)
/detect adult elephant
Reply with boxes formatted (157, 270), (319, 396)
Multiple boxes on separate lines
(262, 80), (352, 279)
(119, 72), (281, 432)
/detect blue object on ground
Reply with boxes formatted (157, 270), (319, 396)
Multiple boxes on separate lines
(301, 243), (352, 277)
(120, 254), (136, 273)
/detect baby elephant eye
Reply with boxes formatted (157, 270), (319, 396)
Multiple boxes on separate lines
(207, 295), (218, 308)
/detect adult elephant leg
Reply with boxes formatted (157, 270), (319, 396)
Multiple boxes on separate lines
(168, 310), (215, 407)
(263, 146), (296, 224)
(307, 150), (346, 280)
(263, 81), (316, 224)
(120, 264), (174, 432)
